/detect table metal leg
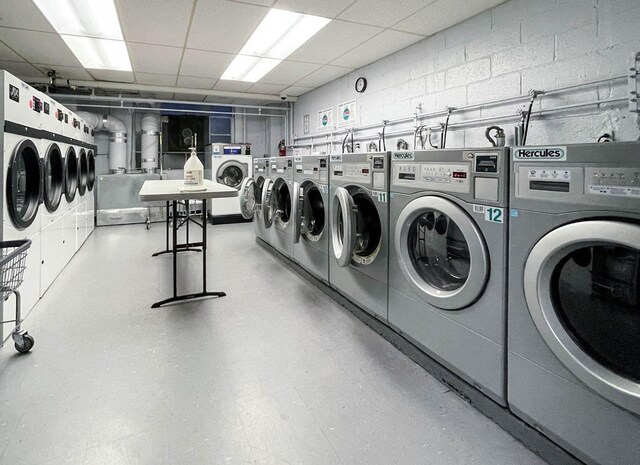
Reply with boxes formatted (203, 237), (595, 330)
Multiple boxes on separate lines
(152, 199), (201, 256)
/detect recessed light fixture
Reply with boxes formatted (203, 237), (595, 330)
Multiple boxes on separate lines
(221, 8), (330, 83)
(33, 0), (132, 72)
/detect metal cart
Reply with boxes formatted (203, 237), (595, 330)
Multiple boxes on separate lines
(0, 239), (34, 353)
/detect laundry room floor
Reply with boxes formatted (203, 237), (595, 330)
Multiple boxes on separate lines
(0, 222), (547, 465)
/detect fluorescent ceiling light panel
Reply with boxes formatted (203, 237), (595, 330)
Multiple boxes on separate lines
(33, 0), (132, 71)
(220, 8), (330, 82)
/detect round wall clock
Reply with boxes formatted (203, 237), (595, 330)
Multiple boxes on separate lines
(355, 77), (367, 93)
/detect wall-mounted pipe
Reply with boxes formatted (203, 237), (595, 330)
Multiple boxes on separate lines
(78, 111), (128, 173)
(140, 114), (159, 173)
(75, 104), (285, 118)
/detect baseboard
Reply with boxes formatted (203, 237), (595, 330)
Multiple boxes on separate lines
(256, 237), (585, 465)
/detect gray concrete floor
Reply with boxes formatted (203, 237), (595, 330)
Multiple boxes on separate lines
(0, 222), (548, 465)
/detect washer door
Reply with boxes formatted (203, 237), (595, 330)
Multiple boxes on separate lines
(270, 177), (292, 232)
(296, 181), (326, 245)
(43, 143), (64, 213)
(331, 187), (357, 267)
(87, 150), (96, 192)
(217, 161), (247, 189)
(78, 149), (88, 196)
(261, 178), (274, 229)
(524, 220), (640, 415)
(7, 139), (42, 230)
(238, 176), (263, 220)
(395, 196), (489, 310)
(65, 147), (78, 202)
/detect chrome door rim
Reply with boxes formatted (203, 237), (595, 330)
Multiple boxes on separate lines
(261, 178), (274, 229)
(331, 186), (356, 267)
(238, 177), (256, 220)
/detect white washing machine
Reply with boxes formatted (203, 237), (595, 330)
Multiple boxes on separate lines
(38, 91), (66, 296)
(261, 156), (295, 258)
(0, 71), (44, 318)
(239, 157), (270, 243)
(388, 148), (509, 405)
(292, 154), (329, 283)
(205, 144), (252, 218)
(329, 152), (390, 322)
(508, 142), (640, 465)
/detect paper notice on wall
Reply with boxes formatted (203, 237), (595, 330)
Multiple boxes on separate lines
(337, 99), (356, 128)
(317, 107), (333, 131)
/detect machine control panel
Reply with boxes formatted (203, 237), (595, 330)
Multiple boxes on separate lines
(586, 167), (640, 198)
(394, 163), (470, 194)
(331, 162), (371, 182)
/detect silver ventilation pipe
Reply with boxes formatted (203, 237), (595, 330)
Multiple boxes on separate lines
(77, 111), (128, 174)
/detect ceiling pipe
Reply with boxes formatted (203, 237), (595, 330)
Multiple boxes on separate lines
(78, 111), (128, 174)
(73, 103), (285, 118)
(27, 77), (298, 103)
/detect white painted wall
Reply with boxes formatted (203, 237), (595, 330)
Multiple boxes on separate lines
(293, 0), (640, 150)
(233, 109), (286, 158)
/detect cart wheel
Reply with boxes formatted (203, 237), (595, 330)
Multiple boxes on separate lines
(146, 221), (150, 230)
(15, 334), (34, 354)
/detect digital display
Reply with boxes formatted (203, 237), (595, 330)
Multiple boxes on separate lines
(333, 170), (343, 176)
(399, 173), (415, 180)
(452, 171), (467, 179)
(362, 168), (370, 174)
(223, 147), (242, 154)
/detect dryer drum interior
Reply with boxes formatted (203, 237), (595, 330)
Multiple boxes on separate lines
(87, 150), (96, 191)
(351, 192), (381, 258)
(408, 209), (471, 292)
(44, 143), (64, 212)
(272, 178), (291, 224)
(7, 139), (42, 229)
(218, 164), (244, 189)
(65, 147), (78, 202)
(78, 149), (88, 195)
(551, 243), (640, 383)
(300, 183), (325, 239)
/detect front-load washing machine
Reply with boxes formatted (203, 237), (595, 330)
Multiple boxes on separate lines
(205, 144), (253, 218)
(388, 148), (509, 405)
(508, 142), (640, 465)
(1, 71), (44, 318)
(292, 154), (329, 282)
(261, 156), (295, 258)
(239, 157), (269, 243)
(38, 92), (66, 295)
(329, 152), (390, 322)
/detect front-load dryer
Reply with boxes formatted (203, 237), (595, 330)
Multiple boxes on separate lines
(292, 154), (329, 283)
(86, 147), (96, 237)
(205, 144), (253, 218)
(261, 156), (295, 258)
(388, 148), (509, 405)
(1, 71), (44, 317)
(508, 142), (640, 465)
(329, 152), (390, 322)
(61, 125), (79, 266)
(75, 147), (90, 248)
(239, 157), (269, 244)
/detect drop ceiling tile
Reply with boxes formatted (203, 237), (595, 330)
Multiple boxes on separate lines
(173, 93), (207, 102)
(393, 0), (503, 35)
(0, 28), (81, 67)
(288, 20), (382, 64)
(213, 80), (254, 92)
(247, 83), (288, 94)
(88, 70), (135, 83)
(0, 0), (55, 32)
(177, 76), (216, 89)
(180, 49), (235, 79)
(203, 95), (237, 104)
(141, 91), (175, 100)
(339, 0), (433, 28)
(0, 60), (42, 79)
(282, 85), (314, 97)
(293, 64), (352, 87)
(0, 40), (23, 62)
(135, 72), (178, 86)
(272, 0), (354, 18)
(260, 60), (322, 85)
(34, 65), (93, 80)
(128, 43), (183, 75)
(116, 0), (193, 47)
(187, 1), (269, 54)
(331, 29), (423, 68)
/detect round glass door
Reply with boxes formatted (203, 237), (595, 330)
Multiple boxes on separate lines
(65, 147), (78, 202)
(395, 196), (488, 310)
(299, 181), (325, 243)
(524, 220), (640, 415)
(7, 139), (42, 229)
(239, 176), (265, 220)
(43, 143), (64, 213)
(78, 149), (88, 196)
(87, 150), (96, 192)
(271, 178), (291, 231)
(217, 162), (246, 189)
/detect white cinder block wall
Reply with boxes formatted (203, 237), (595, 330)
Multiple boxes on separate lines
(293, 0), (640, 150)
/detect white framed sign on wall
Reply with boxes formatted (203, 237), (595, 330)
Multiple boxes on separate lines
(337, 99), (356, 128)
(317, 107), (333, 131)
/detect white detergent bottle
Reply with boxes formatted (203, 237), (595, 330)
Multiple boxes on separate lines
(183, 146), (204, 191)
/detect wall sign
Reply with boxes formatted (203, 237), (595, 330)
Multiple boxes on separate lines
(303, 114), (310, 134)
(337, 99), (356, 128)
(317, 107), (333, 131)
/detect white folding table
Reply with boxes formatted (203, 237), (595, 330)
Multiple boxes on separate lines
(139, 180), (238, 308)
